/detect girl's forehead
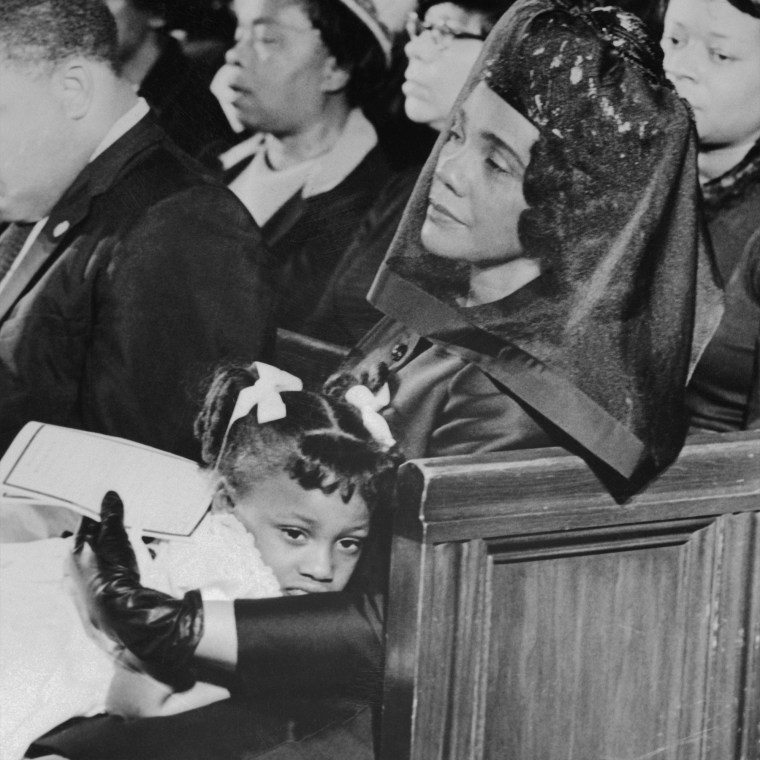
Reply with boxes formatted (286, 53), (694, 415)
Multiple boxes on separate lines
(243, 471), (371, 528)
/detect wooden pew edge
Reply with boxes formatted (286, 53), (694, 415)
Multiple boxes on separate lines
(395, 430), (760, 542)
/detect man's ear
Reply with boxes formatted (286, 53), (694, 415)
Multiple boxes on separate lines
(210, 480), (236, 514)
(320, 56), (351, 95)
(55, 60), (94, 120)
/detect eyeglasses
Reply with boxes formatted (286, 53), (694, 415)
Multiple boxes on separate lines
(405, 11), (486, 51)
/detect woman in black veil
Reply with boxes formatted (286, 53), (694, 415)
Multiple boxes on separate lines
(342, 0), (722, 490)
(38, 2), (721, 758)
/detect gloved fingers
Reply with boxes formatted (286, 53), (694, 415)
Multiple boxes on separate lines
(97, 490), (140, 579)
(65, 540), (107, 630)
(100, 490), (126, 530)
(74, 516), (101, 554)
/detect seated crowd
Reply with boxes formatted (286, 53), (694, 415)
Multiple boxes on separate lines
(0, 0), (757, 758)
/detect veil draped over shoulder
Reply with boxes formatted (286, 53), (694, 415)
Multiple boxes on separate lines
(368, 0), (723, 482)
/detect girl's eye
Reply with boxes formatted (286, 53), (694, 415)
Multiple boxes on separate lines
(337, 537), (364, 555)
(280, 527), (307, 543)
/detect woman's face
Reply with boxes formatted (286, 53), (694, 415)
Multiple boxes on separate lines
(421, 81), (538, 266)
(225, 0), (342, 135)
(661, 0), (760, 151)
(403, 3), (488, 131)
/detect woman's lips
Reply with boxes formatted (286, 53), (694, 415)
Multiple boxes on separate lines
(228, 82), (251, 104)
(402, 79), (428, 99)
(427, 197), (465, 226)
(284, 586), (328, 595)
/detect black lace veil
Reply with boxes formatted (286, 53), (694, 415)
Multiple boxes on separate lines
(368, 0), (723, 482)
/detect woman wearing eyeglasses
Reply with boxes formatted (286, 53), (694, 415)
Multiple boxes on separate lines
(305, 0), (514, 346)
(403, 0), (512, 130)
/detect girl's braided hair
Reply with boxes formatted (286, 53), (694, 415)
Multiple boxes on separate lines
(194, 363), (401, 516)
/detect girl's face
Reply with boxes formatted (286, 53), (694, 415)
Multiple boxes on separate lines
(223, 471), (370, 595)
(421, 80), (538, 266)
(661, 0), (760, 151)
(403, 3), (488, 131)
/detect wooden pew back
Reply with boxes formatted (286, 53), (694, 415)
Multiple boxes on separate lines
(381, 431), (760, 760)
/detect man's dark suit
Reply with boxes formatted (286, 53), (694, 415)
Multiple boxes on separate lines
(0, 114), (275, 459)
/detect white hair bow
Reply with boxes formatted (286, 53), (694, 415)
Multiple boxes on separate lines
(344, 383), (396, 449)
(225, 362), (303, 435)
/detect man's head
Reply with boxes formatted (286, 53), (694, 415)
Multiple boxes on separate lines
(0, 0), (119, 73)
(0, 0), (127, 222)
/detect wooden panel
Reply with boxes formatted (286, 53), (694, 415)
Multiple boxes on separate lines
(675, 512), (760, 760)
(380, 431), (760, 760)
(488, 543), (687, 758)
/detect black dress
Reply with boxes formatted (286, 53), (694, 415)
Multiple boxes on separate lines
(139, 36), (235, 158)
(686, 141), (760, 432)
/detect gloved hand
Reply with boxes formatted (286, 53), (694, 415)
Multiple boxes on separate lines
(70, 491), (204, 691)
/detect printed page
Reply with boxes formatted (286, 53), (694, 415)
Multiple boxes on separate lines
(0, 423), (212, 538)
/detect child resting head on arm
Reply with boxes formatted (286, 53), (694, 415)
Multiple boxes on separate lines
(93, 361), (402, 718)
(0, 362), (401, 758)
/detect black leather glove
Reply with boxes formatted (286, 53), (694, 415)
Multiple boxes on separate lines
(70, 490), (204, 691)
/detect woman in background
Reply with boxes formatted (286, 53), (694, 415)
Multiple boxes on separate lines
(661, 0), (760, 432)
(212, 0), (396, 335)
(305, 0), (515, 346)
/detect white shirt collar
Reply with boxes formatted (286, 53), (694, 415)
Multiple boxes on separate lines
(219, 109), (378, 199)
(89, 98), (151, 162)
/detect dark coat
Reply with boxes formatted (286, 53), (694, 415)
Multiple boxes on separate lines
(339, 316), (555, 459)
(304, 165), (420, 347)
(139, 36), (236, 158)
(687, 147), (760, 432)
(222, 143), (395, 335)
(0, 116), (275, 460)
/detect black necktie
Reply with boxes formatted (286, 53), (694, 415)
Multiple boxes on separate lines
(0, 222), (35, 282)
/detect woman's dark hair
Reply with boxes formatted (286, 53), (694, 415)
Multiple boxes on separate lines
(130, 0), (169, 17)
(195, 364), (401, 516)
(653, 0), (759, 38)
(299, 0), (388, 110)
(726, 0), (760, 16)
(418, 0), (517, 34)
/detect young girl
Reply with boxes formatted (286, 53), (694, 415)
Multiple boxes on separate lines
(1, 362), (400, 760)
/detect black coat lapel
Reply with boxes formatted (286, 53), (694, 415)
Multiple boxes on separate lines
(0, 116), (164, 323)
